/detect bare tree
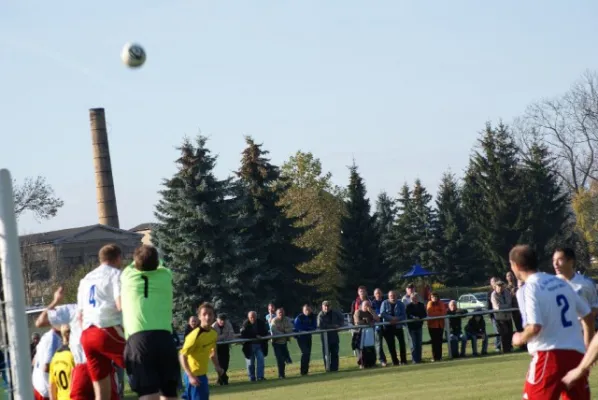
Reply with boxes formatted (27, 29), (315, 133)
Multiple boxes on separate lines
(519, 70), (598, 192)
(13, 176), (64, 220)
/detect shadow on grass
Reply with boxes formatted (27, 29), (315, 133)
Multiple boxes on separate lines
(211, 351), (519, 396)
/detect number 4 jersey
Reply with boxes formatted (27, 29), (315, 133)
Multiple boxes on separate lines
(77, 264), (122, 329)
(523, 272), (591, 355)
(120, 262), (174, 339)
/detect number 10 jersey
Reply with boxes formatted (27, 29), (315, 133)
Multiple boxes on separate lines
(522, 271), (591, 355)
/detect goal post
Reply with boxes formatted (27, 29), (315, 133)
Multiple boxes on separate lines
(0, 169), (33, 400)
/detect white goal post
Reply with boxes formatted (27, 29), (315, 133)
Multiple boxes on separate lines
(0, 169), (34, 400)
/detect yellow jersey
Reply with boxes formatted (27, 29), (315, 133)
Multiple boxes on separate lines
(49, 346), (75, 400)
(180, 327), (217, 376)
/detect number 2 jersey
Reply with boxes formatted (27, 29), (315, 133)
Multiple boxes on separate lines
(49, 345), (75, 400)
(522, 272), (591, 355)
(77, 264), (122, 329)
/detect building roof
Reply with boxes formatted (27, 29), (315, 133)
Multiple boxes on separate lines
(20, 224), (142, 246)
(129, 222), (155, 232)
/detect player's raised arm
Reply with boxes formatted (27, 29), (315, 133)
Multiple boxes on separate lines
(35, 287), (64, 328)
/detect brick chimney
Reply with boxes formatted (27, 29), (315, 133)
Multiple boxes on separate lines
(89, 108), (120, 228)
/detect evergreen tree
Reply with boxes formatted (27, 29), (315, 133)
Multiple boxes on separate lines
(410, 179), (441, 271)
(518, 141), (570, 269)
(235, 137), (312, 313)
(152, 136), (244, 321)
(337, 163), (381, 300)
(461, 122), (524, 277)
(385, 184), (414, 281)
(435, 172), (479, 285)
(374, 191), (396, 283)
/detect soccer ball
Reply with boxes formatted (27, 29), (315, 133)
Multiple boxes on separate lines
(121, 43), (146, 68)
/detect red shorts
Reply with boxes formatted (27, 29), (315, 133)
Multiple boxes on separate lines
(71, 363), (119, 400)
(80, 325), (125, 381)
(524, 349), (590, 400)
(33, 389), (48, 400)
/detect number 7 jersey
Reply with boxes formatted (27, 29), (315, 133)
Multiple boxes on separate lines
(77, 264), (122, 329)
(522, 272), (591, 355)
(120, 263), (174, 339)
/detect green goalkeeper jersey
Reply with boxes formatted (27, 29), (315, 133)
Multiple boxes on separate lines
(120, 261), (173, 338)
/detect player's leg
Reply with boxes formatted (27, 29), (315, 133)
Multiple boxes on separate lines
(81, 326), (124, 400)
(125, 332), (161, 398)
(157, 331), (180, 400)
(523, 351), (561, 400)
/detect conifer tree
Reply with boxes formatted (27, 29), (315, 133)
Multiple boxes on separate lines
(337, 163), (381, 299)
(152, 136), (244, 321)
(235, 137), (312, 313)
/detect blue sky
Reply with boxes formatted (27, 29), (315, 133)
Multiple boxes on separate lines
(2, 1), (597, 234)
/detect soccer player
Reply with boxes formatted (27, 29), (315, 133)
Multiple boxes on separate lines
(510, 244), (594, 400)
(554, 247), (598, 321)
(121, 244), (180, 399)
(32, 325), (62, 400)
(179, 303), (224, 400)
(35, 287), (120, 400)
(49, 325), (75, 400)
(77, 244), (125, 400)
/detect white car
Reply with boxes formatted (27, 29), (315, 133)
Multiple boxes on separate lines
(457, 292), (488, 310)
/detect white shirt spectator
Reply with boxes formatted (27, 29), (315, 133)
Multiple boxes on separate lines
(557, 273), (598, 311)
(47, 304), (85, 365)
(524, 272), (590, 355)
(31, 329), (61, 397)
(77, 264), (122, 329)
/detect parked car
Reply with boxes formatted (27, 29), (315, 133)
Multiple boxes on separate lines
(457, 292), (488, 310)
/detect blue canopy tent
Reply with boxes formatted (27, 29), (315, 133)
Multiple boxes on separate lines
(402, 264), (437, 278)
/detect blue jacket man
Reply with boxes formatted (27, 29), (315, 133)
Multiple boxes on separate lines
(294, 305), (318, 375)
(380, 291), (408, 365)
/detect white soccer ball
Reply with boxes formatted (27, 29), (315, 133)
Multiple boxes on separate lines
(121, 42), (146, 68)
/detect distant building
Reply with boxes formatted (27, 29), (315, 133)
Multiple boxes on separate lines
(129, 222), (155, 245)
(20, 224), (143, 302)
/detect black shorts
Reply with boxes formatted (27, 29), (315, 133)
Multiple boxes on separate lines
(125, 330), (180, 397)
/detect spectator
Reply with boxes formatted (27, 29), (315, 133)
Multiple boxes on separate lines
(184, 316), (199, 338)
(317, 301), (344, 372)
(270, 308), (294, 379)
(401, 283), (417, 305)
(380, 290), (408, 366)
(506, 271), (523, 334)
(30, 333), (40, 362)
(370, 288), (387, 367)
(446, 300), (468, 358)
(240, 311), (269, 382)
(294, 304), (317, 376)
(487, 277), (501, 352)
(265, 303), (276, 332)
(491, 280), (513, 353)
(350, 286), (369, 353)
(353, 300), (379, 368)
(405, 292), (427, 363)
(464, 309), (488, 356)
(213, 314), (234, 385)
(426, 292), (446, 362)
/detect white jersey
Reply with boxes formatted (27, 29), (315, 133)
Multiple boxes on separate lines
(31, 329), (61, 397)
(47, 304), (85, 365)
(77, 264), (122, 329)
(523, 272), (591, 355)
(557, 273), (598, 311)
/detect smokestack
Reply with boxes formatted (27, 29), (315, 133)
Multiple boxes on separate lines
(89, 108), (120, 229)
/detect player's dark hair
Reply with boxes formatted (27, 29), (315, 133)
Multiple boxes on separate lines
(554, 247), (576, 261)
(197, 302), (215, 315)
(99, 244), (122, 264)
(133, 245), (160, 271)
(509, 245), (538, 271)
